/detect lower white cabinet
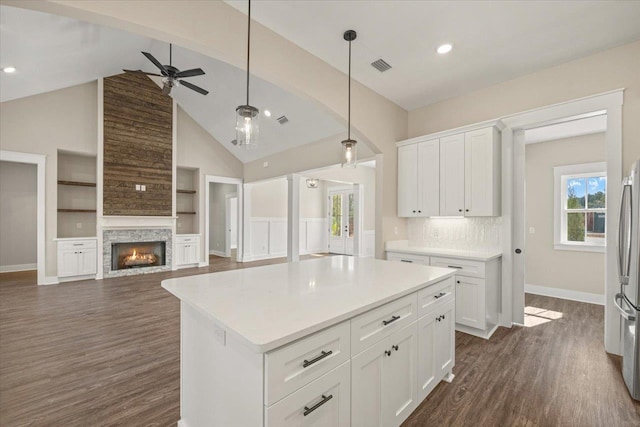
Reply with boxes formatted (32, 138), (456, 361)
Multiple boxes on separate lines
(176, 235), (199, 267)
(57, 239), (97, 278)
(266, 361), (351, 427)
(351, 322), (418, 427)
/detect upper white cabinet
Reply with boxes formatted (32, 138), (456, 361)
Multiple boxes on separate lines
(397, 139), (439, 217)
(397, 121), (502, 217)
(439, 133), (466, 216)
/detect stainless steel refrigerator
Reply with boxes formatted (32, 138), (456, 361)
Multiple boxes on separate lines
(615, 159), (640, 400)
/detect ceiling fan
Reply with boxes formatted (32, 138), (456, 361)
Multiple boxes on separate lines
(124, 43), (209, 96)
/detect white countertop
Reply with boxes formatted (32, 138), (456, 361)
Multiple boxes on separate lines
(385, 240), (502, 261)
(162, 256), (455, 353)
(54, 236), (97, 241)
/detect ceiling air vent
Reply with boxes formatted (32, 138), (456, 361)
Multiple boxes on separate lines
(371, 58), (392, 72)
(276, 115), (289, 125)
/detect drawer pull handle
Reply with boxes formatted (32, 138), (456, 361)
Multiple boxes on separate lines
(447, 265), (463, 269)
(302, 350), (333, 368)
(73, 243), (83, 246)
(433, 292), (447, 299)
(400, 259), (413, 263)
(382, 315), (400, 326)
(303, 394), (333, 416)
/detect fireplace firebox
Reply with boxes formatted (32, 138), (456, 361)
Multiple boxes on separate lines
(111, 241), (166, 271)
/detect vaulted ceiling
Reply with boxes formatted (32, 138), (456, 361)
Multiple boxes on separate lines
(227, 0), (640, 110)
(0, 5), (346, 164)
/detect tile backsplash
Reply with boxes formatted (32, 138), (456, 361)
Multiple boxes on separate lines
(407, 217), (502, 251)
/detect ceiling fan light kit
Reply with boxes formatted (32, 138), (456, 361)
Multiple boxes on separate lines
(235, 0), (260, 149)
(342, 29), (358, 168)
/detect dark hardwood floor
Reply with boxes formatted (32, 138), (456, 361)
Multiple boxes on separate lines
(1, 264), (638, 426)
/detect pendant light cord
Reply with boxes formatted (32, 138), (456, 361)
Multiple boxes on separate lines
(246, 0), (251, 106)
(170, 43), (172, 66)
(348, 38), (351, 140)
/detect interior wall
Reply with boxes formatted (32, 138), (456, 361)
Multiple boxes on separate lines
(525, 133), (606, 296)
(0, 161), (37, 271)
(209, 182), (237, 255)
(250, 178), (288, 218)
(0, 82), (98, 278)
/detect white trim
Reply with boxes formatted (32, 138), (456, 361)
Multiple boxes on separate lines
(209, 250), (226, 258)
(204, 175), (243, 265)
(0, 263), (37, 273)
(525, 284), (604, 305)
(455, 323), (499, 340)
(44, 276), (59, 285)
(96, 78), (104, 279)
(553, 162), (607, 251)
(171, 99), (178, 270)
(287, 174), (300, 262)
(396, 118), (505, 147)
(224, 192), (238, 258)
(0, 150), (46, 285)
(502, 88), (623, 355)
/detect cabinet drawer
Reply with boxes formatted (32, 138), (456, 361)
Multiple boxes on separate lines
(176, 235), (199, 244)
(265, 321), (350, 406)
(265, 361), (351, 427)
(58, 240), (97, 250)
(386, 252), (430, 265)
(430, 256), (485, 278)
(417, 276), (455, 317)
(351, 293), (417, 356)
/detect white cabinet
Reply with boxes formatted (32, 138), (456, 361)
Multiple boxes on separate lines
(434, 300), (455, 379)
(386, 252), (430, 265)
(57, 239), (97, 279)
(397, 123), (501, 217)
(176, 235), (199, 267)
(439, 133), (466, 216)
(351, 322), (418, 427)
(266, 361), (351, 427)
(397, 139), (439, 217)
(464, 127), (501, 216)
(431, 255), (501, 339)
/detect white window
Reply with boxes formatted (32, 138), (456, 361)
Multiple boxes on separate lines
(553, 162), (606, 253)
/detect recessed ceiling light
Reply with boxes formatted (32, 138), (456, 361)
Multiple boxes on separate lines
(436, 44), (453, 54)
(2, 66), (16, 73)
(264, 110), (271, 117)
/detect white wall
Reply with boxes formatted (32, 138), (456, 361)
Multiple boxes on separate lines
(209, 182), (237, 255)
(0, 161), (37, 271)
(525, 133), (606, 297)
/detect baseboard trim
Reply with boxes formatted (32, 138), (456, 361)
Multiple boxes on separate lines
(455, 323), (499, 340)
(209, 250), (227, 257)
(0, 263), (37, 273)
(44, 276), (59, 285)
(177, 420), (188, 427)
(525, 284), (604, 305)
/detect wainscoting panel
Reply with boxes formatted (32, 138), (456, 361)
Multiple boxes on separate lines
(246, 218), (327, 261)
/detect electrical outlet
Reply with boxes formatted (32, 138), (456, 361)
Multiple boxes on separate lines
(263, 161), (269, 168)
(529, 227), (536, 234)
(394, 226), (398, 235)
(135, 184), (141, 191)
(76, 222), (82, 229)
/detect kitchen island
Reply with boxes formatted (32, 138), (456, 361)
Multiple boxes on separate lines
(162, 256), (456, 427)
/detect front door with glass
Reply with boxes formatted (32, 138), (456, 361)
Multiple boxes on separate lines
(329, 189), (354, 255)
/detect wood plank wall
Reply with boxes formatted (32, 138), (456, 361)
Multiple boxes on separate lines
(103, 73), (173, 216)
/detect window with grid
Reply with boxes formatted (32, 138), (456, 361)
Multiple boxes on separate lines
(554, 162), (606, 252)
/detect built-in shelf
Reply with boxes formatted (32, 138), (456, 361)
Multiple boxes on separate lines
(58, 209), (97, 213)
(176, 167), (199, 234)
(177, 211), (196, 215)
(177, 189), (196, 194)
(58, 180), (97, 187)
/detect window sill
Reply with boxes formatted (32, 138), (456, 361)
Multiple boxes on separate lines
(554, 243), (605, 253)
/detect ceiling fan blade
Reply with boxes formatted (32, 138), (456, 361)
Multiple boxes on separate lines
(142, 51), (169, 75)
(123, 69), (163, 77)
(174, 68), (205, 78)
(179, 80), (209, 96)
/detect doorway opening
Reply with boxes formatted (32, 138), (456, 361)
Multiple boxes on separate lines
(328, 186), (356, 255)
(204, 175), (243, 264)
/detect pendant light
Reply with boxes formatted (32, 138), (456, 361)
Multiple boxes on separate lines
(341, 30), (357, 168)
(236, 0), (259, 149)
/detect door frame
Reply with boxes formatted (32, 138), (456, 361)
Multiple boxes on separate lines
(501, 89), (623, 355)
(327, 184), (364, 256)
(204, 175), (243, 263)
(0, 150), (46, 285)
(224, 193), (238, 257)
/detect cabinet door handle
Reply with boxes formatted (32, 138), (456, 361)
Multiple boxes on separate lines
(442, 314), (446, 320)
(448, 265), (463, 269)
(392, 344), (399, 351)
(385, 350), (392, 357)
(418, 210), (422, 213)
(303, 394), (333, 416)
(433, 292), (446, 299)
(400, 259), (413, 263)
(302, 350), (333, 368)
(382, 315), (400, 326)
(458, 209), (463, 212)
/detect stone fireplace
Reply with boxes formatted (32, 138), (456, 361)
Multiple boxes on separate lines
(103, 228), (172, 277)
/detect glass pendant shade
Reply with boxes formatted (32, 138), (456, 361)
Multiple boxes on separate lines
(235, 105), (260, 148)
(342, 139), (357, 168)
